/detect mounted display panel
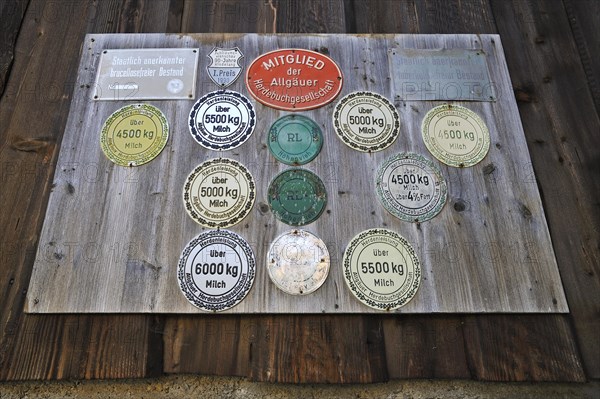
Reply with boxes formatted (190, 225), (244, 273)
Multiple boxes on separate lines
(26, 34), (567, 314)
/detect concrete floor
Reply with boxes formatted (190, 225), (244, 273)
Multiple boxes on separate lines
(0, 376), (598, 398)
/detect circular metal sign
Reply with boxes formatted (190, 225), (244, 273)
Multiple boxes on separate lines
(333, 91), (400, 152)
(343, 228), (421, 311)
(267, 229), (330, 295)
(189, 90), (256, 151)
(267, 114), (323, 166)
(100, 103), (168, 167)
(246, 48), (343, 111)
(267, 169), (327, 226)
(421, 104), (490, 167)
(376, 152), (447, 223)
(183, 158), (255, 228)
(178, 229), (255, 312)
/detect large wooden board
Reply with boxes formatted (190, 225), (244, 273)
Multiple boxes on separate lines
(26, 33), (568, 314)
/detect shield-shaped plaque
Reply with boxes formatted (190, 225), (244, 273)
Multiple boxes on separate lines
(207, 47), (244, 87)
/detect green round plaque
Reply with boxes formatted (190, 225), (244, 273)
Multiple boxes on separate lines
(267, 115), (323, 165)
(267, 169), (327, 226)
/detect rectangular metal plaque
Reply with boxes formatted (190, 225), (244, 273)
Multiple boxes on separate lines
(389, 48), (496, 101)
(93, 48), (199, 100)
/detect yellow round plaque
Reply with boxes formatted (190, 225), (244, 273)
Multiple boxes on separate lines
(421, 104), (490, 168)
(100, 104), (169, 167)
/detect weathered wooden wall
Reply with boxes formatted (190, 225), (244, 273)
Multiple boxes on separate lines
(0, 0), (597, 382)
(26, 33), (568, 315)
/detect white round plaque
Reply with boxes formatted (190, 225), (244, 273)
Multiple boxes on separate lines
(189, 90), (256, 151)
(183, 158), (255, 228)
(267, 230), (330, 295)
(177, 230), (255, 312)
(333, 91), (400, 152)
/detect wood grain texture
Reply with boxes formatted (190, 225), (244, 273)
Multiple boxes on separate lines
(384, 315), (585, 381)
(181, 0), (276, 33)
(239, 0), (589, 383)
(382, 315), (471, 379)
(563, 0), (600, 114)
(274, 0), (347, 33)
(164, 315), (250, 376)
(0, 0), (169, 381)
(462, 315), (584, 381)
(349, 0), (496, 34)
(26, 33), (567, 314)
(491, 0), (600, 379)
(0, 0), (30, 97)
(0, 0), (594, 384)
(248, 315), (387, 383)
(165, 3), (387, 385)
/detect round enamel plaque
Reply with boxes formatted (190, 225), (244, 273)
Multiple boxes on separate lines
(267, 229), (330, 295)
(189, 90), (256, 151)
(267, 169), (327, 226)
(376, 152), (447, 223)
(183, 158), (255, 228)
(421, 104), (490, 167)
(343, 228), (421, 311)
(333, 91), (400, 152)
(100, 103), (168, 166)
(178, 230), (255, 312)
(267, 114), (323, 165)
(246, 48), (343, 111)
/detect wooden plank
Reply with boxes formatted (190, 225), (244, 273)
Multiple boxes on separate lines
(0, 0), (30, 97)
(491, 0), (600, 379)
(383, 316), (471, 379)
(26, 33), (567, 315)
(164, 0), (266, 383)
(274, 0), (347, 33)
(384, 315), (585, 381)
(0, 0), (584, 388)
(165, 3), (383, 384)
(165, 314), (389, 383)
(247, 315), (387, 383)
(350, 0), (496, 34)
(181, 0), (276, 33)
(462, 315), (585, 381)
(350, 0), (585, 383)
(2, 315), (162, 380)
(164, 316), (249, 376)
(0, 0), (172, 381)
(167, 0), (185, 33)
(563, 0), (600, 114)
(348, 0), (486, 384)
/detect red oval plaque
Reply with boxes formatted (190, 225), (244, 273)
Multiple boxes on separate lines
(246, 49), (343, 111)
